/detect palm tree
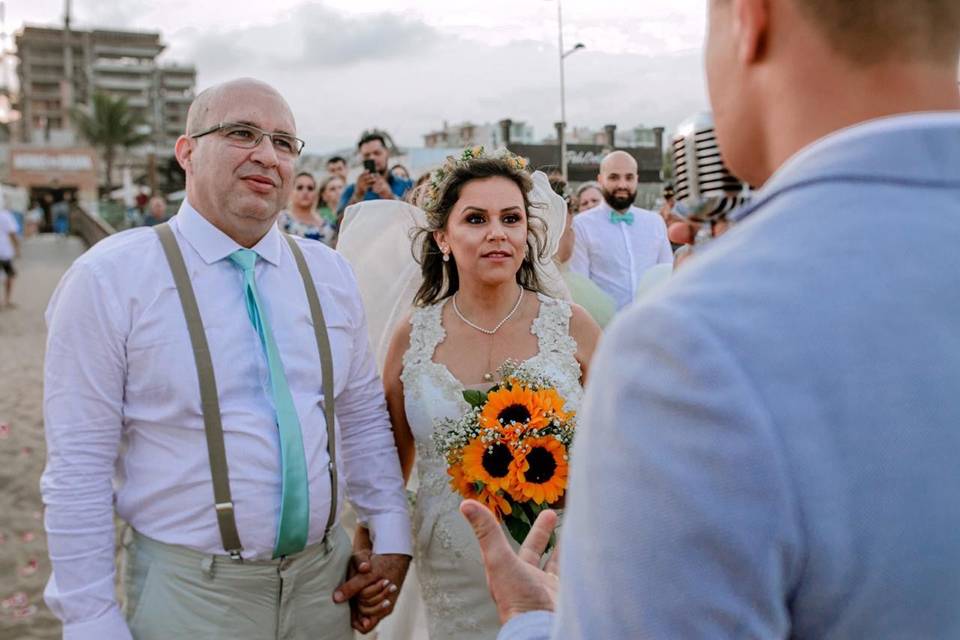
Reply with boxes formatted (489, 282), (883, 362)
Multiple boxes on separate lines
(71, 92), (150, 193)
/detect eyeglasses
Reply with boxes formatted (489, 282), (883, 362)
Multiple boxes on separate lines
(190, 122), (305, 156)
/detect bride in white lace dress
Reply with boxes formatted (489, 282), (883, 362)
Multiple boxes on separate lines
(374, 152), (601, 638)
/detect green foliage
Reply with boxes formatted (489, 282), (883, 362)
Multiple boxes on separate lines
(71, 93), (150, 191)
(462, 389), (488, 409)
(506, 502), (532, 544)
(505, 500), (557, 552)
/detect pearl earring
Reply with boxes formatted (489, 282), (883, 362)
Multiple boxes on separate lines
(442, 251), (450, 263)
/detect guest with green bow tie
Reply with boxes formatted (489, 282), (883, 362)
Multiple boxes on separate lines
(569, 151), (674, 311)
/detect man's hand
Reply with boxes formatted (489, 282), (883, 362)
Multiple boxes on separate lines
(370, 174), (395, 199)
(354, 172), (376, 199)
(334, 549), (410, 634)
(460, 499), (560, 624)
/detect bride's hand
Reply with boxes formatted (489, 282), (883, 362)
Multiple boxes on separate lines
(334, 547), (411, 633)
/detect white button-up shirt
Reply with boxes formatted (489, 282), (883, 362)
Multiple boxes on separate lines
(0, 209), (18, 259)
(41, 201), (411, 639)
(570, 203), (673, 310)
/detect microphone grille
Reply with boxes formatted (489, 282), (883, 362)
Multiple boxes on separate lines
(672, 113), (747, 222)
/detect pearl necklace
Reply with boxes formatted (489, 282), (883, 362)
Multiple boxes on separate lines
(452, 287), (524, 335)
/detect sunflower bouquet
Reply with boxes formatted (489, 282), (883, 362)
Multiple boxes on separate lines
(433, 361), (575, 545)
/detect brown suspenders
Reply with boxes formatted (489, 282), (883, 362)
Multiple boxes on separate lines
(284, 233), (339, 548)
(155, 223), (337, 560)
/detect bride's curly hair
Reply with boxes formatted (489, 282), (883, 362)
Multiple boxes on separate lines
(412, 153), (549, 306)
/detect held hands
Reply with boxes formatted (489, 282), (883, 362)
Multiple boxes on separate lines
(333, 528), (410, 634)
(460, 499), (560, 624)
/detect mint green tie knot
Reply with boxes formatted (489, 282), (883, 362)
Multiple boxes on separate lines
(229, 248), (258, 272)
(228, 248), (310, 558)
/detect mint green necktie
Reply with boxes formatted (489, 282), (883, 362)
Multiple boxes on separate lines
(229, 248), (310, 558)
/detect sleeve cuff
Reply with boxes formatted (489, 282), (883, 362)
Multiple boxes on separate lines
(498, 610), (555, 640)
(366, 511), (413, 556)
(62, 607), (133, 640)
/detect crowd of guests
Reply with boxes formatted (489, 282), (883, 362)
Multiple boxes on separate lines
(279, 129), (689, 329)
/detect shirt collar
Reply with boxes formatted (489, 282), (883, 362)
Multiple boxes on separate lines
(173, 199), (283, 267)
(759, 111), (960, 196)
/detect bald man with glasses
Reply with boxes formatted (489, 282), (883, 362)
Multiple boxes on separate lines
(41, 78), (412, 640)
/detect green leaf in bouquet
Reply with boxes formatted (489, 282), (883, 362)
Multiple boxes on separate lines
(462, 389), (488, 409)
(504, 514), (532, 546)
(501, 500), (560, 550)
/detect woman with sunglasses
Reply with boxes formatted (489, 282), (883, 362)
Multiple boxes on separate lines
(279, 171), (336, 247)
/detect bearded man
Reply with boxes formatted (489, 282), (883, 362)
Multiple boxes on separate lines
(569, 150), (673, 310)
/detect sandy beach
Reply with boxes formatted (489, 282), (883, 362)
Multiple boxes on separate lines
(0, 234), (84, 639)
(0, 233), (430, 640)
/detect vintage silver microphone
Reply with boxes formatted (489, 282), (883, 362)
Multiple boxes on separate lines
(671, 112), (749, 232)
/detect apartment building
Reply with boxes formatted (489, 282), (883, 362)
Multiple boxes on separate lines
(15, 25), (195, 150)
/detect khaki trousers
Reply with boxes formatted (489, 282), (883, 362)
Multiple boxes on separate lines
(122, 526), (353, 640)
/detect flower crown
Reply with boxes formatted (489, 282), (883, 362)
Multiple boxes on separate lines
(424, 146), (529, 211)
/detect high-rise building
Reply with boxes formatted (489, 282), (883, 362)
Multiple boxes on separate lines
(14, 25), (196, 151)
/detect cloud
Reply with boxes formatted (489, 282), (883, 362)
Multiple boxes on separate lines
(71, 0), (155, 30)
(281, 35), (707, 153)
(180, 3), (441, 77)
(29, 0), (708, 152)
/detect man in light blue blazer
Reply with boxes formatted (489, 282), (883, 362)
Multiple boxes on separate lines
(461, 0), (960, 638)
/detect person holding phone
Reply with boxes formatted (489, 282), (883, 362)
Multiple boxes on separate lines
(338, 131), (413, 214)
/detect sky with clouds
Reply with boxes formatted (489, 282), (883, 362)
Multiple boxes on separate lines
(7, 0), (710, 153)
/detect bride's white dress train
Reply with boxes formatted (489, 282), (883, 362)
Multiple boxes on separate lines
(400, 294), (583, 639)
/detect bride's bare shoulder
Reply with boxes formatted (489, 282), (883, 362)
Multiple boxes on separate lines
(388, 312), (415, 350)
(383, 312), (416, 377)
(568, 303), (602, 352)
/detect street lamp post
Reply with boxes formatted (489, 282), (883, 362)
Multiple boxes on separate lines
(556, 0), (584, 182)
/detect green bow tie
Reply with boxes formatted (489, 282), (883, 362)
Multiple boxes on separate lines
(609, 210), (634, 225)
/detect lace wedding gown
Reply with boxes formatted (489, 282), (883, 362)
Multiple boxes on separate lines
(400, 293), (583, 639)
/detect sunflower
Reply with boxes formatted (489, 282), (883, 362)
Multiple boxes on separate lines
(512, 436), (569, 505)
(534, 387), (572, 423)
(449, 460), (513, 520)
(461, 436), (518, 496)
(448, 461), (473, 495)
(479, 385), (549, 435)
(476, 486), (513, 520)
